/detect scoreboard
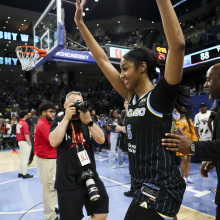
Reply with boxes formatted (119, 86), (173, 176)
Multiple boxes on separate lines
(105, 44), (220, 68)
(155, 46), (167, 61)
(183, 45), (220, 68)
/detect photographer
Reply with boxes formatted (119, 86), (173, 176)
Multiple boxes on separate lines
(49, 91), (108, 220)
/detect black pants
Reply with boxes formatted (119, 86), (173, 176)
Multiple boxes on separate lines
(217, 205), (220, 220)
(57, 179), (109, 220)
(29, 137), (34, 162)
(124, 200), (164, 220)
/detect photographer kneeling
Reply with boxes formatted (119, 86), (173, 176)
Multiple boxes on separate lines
(49, 91), (109, 220)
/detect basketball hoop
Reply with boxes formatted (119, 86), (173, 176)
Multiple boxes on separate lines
(15, 46), (47, 71)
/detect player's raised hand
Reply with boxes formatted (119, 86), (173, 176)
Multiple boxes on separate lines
(74, 0), (87, 27)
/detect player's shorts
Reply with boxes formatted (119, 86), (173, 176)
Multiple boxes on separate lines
(57, 178), (109, 220)
(124, 200), (174, 220)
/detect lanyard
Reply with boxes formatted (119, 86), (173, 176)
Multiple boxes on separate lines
(70, 121), (85, 150)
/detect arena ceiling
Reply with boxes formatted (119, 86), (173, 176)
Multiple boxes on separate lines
(0, 0), (202, 33)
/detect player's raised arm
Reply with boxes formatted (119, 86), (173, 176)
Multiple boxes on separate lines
(156, 0), (185, 85)
(74, 0), (128, 99)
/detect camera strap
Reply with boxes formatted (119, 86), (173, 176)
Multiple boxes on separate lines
(70, 122), (91, 166)
(70, 121), (85, 150)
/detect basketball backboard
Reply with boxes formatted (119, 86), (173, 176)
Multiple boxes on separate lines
(33, 0), (65, 68)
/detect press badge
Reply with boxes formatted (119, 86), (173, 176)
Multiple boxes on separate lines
(141, 183), (160, 201)
(77, 150), (91, 166)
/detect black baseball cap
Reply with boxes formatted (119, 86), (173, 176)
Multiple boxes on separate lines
(199, 102), (207, 107)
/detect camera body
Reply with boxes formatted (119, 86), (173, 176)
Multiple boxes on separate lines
(77, 169), (100, 202)
(109, 124), (116, 130)
(71, 99), (90, 119)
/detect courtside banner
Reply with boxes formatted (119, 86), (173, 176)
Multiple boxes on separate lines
(49, 48), (96, 64)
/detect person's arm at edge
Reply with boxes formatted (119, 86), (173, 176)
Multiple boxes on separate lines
(116, 125), (126, 133)
(49, 117), (69, 148)
(156, 0), (185, 85)
(88, 123), (105, 144)
(195, 140), (220, 161)
(74, 0), (128, 99)
(24, 134), (31, 146)
(194, 127), (200, 139)
(207, 118), (213, 134)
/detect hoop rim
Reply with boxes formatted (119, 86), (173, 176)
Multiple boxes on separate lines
(15, 45), (47, 57)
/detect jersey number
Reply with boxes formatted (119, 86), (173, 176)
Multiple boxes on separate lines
(127, 124), (132, 139)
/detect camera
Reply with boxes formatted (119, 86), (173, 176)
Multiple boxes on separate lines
(77, 169), (100, 202)
(109, 124), (116, 130)
(71, 99), (90, 119)
(71, 99), (90, 112)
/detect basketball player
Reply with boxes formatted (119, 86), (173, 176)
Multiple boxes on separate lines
(75, 0), (188, 219)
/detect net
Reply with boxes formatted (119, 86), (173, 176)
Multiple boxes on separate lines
(15, 46), (46, 71)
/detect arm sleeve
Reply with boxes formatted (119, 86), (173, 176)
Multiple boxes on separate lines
(150, 78), (180, 114)
(39, 125), (51, 145)
(209, 111), (217, 120)
(195, 140), (220, 161)
(23, 123), (30, 134)
(194, 114), (200, 127)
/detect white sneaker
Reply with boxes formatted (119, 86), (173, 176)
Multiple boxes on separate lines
(183, 177), (188, 184)
(120, 165), (124, 168)
(186, 176), (194, 184)
(110, 166), (116, 169)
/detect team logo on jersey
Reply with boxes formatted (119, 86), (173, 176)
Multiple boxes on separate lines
(128, 143), (136, 154)
(127, 108), (146, 117)
(138, 98), (147, 106)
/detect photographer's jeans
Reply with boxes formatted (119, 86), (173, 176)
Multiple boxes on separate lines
(109, 132), (123, 167)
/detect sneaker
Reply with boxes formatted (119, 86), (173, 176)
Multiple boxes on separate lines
(22, 174), (34, 179)
(12, 150), (19, 154)
(124, 190), (134, 197)
(110, 166), (116, 169)
(186, 176), (194, 184)
(18, 173), (23, 178)
(183, 177), (188, 185)
(120, 165), (124, 168)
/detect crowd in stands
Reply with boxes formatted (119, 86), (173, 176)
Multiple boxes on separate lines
(66, 5), (220, 58)
(0, 79), (124, 123)
(182, 5), (220, 54)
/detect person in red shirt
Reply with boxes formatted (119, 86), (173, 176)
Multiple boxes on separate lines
(1, 122), (7, 134)
(34, 102), (59, 220)
(16, 110), (33, 179)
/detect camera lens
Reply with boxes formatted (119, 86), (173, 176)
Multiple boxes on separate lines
(86, 179), (100, 202)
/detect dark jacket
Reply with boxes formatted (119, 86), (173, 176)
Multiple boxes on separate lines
(195, 107), (220, 205)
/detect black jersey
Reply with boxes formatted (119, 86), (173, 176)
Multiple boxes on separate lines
(125, 78), (185, 217)
(50, 116), (98, 190)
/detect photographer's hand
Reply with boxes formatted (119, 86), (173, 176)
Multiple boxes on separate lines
(78, 110), (92, 124)
(64, 103), (77, 121)
(79, 110), (105, 144)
